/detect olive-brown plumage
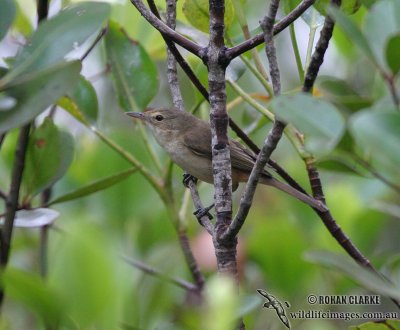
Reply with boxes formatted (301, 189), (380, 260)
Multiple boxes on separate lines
(127, 108), (326, 211)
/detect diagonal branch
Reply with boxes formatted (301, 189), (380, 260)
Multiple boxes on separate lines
(298, 0), (400, 309)
(226, 0), (316, 60)
(123, 256), (199, 292)
(223, 0), (284, 240)
(129, 0), (203, 57)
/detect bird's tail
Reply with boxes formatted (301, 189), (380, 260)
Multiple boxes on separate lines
(260, 176), (327, 212)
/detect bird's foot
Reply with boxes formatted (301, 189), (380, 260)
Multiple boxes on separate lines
(193, 203), (214, 220)
(182, 173), (198, 188)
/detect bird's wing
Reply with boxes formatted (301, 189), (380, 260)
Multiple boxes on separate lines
(229, 139), (257, 172)
(183, 127), (271, 177)
(182, 123), (213, 158)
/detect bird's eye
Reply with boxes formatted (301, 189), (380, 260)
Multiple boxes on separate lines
(155, 114), (164, 121)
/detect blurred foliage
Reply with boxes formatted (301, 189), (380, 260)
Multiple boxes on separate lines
(0, 0), (400, 329)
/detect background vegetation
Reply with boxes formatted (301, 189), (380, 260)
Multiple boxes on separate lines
(0, 0), (399, 329)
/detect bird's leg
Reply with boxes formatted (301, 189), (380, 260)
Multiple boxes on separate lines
(182, 173), (198, 187)
(182, 173), (214, 221)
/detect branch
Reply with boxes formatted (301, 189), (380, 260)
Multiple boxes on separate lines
(123, 256), (199, 292)
(165, 0), (185, 111)
(185, 178), (214, 235)
(129, 0), (203, 57)
(226, 0), (316, 60)
(176, 228), (205, 291)
(0, 124), (30, 267)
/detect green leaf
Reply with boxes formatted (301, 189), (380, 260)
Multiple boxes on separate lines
(13, 1), (33, 37)
(105, 21), (158, 111)
(349, 111), (400, 180)
(0, 0), (16, 41)
(363, 0), (400, 69)
(0, 208), (59, 228)
(317, 76), (373, 111)
(182, 0), (235, 34)
(314, 0), (361, 16)
(49, 222), (119, 327)
(316, 155), (365, 175)
(58, 75), (98, 123)
(359, 0), (378, 8)
(3, 2), (110, 82)
(0, 60), (81, 134)
(386, 34), (400, 75)
(305, 251), (400, 300)
(48, 167), (137, 205)
(2, 268), (63, 327)
(269, 93), (345, 157)
(328, 6), (378, 66)
(22, 117), (74, 200)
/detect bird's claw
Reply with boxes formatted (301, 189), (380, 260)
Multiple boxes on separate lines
(193, 204), (214, 220)
(183, 173), (197, 188)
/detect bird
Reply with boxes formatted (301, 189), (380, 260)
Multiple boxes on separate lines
(126, 108), (326, 212)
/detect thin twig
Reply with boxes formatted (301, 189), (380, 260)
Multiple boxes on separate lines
(353, 155), (400, 194)
(123, 256), (199, 292)
(129, 0), (203, 56)
(0, 189), (7, 201)
(80, 27), (108, 62)
(226, 0), (316, 60)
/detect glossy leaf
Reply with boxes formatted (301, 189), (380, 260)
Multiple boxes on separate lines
(2, 268), (63, 326)
(0, 208), (59, 228)
(58, 75), (98, 123)
(386, 34), (400, 75)
(182, 0), (235, 34)
(22, 118), (74, 199)
(49, 167), (137, 205)
(0, 0), (16, 41)
(0, 60), (81, 134)
(3, 2), (110, 81)
(329, 6), (377, 66)
(305, 251), (400, 300)
(270, 93), (345, 157)
(349, 111), (400, 180)
(105, 21), (158, 111)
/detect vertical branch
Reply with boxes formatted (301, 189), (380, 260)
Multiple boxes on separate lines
(0, 125), (30, 267)
(301, 0), (340, 203)
(207, 0), (236, 277)
(0, 0), (49, 306)
(165, 0), (184, 111)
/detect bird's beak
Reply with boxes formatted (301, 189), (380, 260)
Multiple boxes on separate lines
(126, 112), (145, 121)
